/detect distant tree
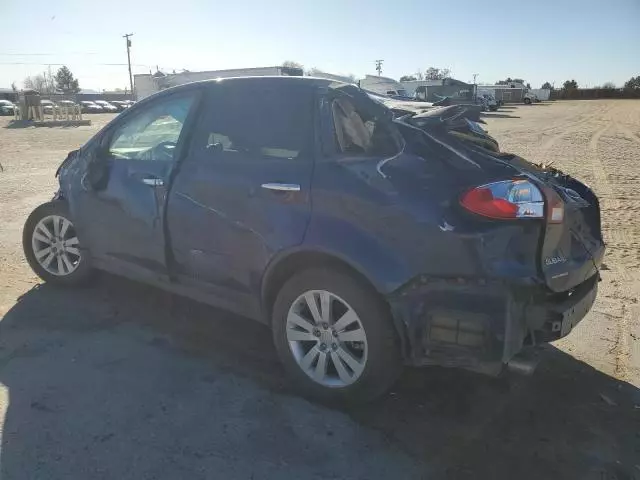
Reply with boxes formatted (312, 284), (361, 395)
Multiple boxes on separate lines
(11, 81), (17, 92)
(54, 66), (80, 94)
(400, 75), (417, 82)
(623, 75), (640, 90)
(499, 77), (527, 86)
(282, 60), (303, 70)
(602, 81), (616, 89)
(424, 67), (451, 80)
(563, 79), (579, 90)
(24, 74), (52, 93)
(526, 82), (531, 89)
(541, 82), (552, 90)
(415, 70), (424, 80)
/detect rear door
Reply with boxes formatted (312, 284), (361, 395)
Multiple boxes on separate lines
(166, 80), (317, 314)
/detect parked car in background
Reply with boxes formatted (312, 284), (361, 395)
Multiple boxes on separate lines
(110, 101), (129, 111)
(23, 77), (604, 403)
(524, 91), (538, 104)
(56, 100), (78, 111)
(93, 100), (119, 112)
(80, 101), (104, 113)
(40, 99), (55, 114)
(0, 99), (17, 115)
(478, 91), (499, 111)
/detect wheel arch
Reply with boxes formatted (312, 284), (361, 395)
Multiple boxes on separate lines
(261, 247), (386, 323)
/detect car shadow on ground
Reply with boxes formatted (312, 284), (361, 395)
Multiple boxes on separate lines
(0, 276), (638, 480)
(481, 113), (521, 119)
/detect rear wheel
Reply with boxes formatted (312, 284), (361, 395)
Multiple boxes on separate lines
(272, 268), (402, 403)
(23, 201), (93, 285)
(524, 97), (532, 104)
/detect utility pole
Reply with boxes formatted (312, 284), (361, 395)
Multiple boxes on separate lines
(472, 73), (479, 100)
(375, 59), (383, 76)
(123, 33), (134, 98)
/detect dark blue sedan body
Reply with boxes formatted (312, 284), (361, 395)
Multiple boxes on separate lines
(53, 76), (604, 376)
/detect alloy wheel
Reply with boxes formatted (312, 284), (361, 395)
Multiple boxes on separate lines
(286, 290), (368, 388)
(31, 214), (81, 276)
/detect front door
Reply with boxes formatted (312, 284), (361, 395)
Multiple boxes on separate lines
(72, 91), (199, 280)
(166, 80), (316, 316)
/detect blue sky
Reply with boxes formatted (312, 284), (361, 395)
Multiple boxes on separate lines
(1, 0), (638, 91)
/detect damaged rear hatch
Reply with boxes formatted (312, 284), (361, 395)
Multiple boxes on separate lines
(331, 83), (605, 293)
(404, 110), (605, 293)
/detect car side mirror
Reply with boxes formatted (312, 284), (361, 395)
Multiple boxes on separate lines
(85, 143), (110, 191)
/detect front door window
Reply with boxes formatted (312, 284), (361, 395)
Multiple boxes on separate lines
(108, 94), (196, 162)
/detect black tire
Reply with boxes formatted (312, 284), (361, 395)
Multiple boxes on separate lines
(524, 97), (532, 105)
(23, 200), (94, 286)
(272, 267), (402, 404)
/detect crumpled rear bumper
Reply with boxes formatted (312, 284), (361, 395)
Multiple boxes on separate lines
(386, 274), (599, 375)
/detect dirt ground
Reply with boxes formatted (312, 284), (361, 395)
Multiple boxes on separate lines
(0, 102), (638, 480)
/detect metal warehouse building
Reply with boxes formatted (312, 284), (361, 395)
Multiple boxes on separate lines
(477, 84), (525, 103)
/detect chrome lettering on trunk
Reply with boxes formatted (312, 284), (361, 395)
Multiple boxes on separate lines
(545, 254), (567, 266)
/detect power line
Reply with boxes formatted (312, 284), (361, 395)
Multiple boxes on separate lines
(0, 62), (151, 67)
(0, 52), (100, 56)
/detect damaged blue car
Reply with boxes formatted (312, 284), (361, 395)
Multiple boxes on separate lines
(23, 77), (605, 402)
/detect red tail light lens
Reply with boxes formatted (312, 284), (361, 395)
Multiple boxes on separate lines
(461, 179), (559, 221)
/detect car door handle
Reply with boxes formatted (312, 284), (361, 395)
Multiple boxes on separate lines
(141, 177), (164, 187)
(261, 183), (301, 192)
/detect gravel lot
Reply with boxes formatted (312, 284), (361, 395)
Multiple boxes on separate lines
(0, 102), (639, 480)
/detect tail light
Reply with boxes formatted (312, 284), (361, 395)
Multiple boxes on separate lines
(460, 179), (564, 223)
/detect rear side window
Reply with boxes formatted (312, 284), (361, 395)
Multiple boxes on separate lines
(196, 83), (314, 161)
(331, 97), (399, 157)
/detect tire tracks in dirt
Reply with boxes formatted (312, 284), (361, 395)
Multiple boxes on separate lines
(588, 116), (635, 382)
(538, 103), (612, 159)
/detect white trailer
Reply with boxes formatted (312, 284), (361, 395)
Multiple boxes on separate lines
(530, 88), (551, 101)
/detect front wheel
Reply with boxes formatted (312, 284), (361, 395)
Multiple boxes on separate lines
(272, 268), (402, 404)
(23, 201), (93, 285)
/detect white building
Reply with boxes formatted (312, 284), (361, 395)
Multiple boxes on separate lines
(307, 70), (354, 84)
(134, 65), (303, 100)
(358, 75), (408, 97)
